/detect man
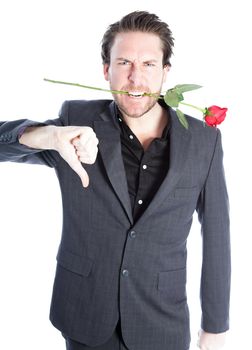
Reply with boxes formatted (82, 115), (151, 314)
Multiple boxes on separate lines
(0, 11), (230, 350)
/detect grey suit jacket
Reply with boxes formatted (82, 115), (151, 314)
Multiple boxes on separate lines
(0, 100), (230, 350)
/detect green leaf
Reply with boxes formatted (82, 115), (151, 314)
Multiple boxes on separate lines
(164, 89), (184, 107)
(176, 109), (189, 129)
(174, 84), (202, 93)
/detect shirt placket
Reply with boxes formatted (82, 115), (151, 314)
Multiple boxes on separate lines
(132, 152), (150, 219)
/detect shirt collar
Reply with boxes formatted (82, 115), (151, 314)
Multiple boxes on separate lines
(116, 100), (170, 141)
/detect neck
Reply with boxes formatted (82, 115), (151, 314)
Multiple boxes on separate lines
(121, 103), (168, 150)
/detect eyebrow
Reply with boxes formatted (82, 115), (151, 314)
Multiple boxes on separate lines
(116, 57), (158, 63)
(116, 58), (131, 62)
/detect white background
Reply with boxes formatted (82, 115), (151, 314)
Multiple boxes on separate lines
(0, 0), (251, 349)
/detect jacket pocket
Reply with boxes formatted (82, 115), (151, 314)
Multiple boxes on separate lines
(56, 248), (93, 277)
(158, 267), (187, 304)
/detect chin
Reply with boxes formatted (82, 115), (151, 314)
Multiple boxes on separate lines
(116, 97), (158, 119)
(118, 105), (150, 118)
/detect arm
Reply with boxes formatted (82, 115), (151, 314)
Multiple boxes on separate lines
(1, 102), (98, 187)
(0, 119), (56, 164)
(196, 130), (231, 349)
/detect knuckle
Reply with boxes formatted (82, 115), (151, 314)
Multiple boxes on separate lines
(87, 157), (95, 164)
(72, 139), (79, 148)
(79, 153), (97, 164)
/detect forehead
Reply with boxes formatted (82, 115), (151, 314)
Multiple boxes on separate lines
(110, 31), (163, 61)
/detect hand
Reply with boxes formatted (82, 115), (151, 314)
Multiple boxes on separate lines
(53, 126), (99, 187)
(197, 329), (227, 349)
(20, 125), (99, 187)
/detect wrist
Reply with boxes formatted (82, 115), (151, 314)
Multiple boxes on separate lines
(19, 125), (56, 150)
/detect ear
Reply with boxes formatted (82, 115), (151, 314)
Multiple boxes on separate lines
(103, 64), (110, 81)
(162, 65), (170, 83)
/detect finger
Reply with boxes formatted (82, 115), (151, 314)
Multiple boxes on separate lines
(71, 127), (97, 144)
(79, 131), (99, 146)
(72, 136), (98, 156)
(72, 136), (81, 148)
(73, 134), (98, 153)
(76, 145), (98, 164)
(74, 135), (98, 164)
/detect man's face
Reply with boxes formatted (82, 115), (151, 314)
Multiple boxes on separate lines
(103, 31), (169, 119)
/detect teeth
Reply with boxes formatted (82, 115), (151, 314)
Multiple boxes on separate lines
(128, 91), (144, 97)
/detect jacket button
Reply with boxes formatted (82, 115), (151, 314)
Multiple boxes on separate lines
(129, 230), (136, 238)
(122, 269), (129, 277)
(0, 134), (10, 142)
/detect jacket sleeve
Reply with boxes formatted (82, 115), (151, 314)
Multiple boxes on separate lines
(196, 129), (231, 333)
(0, 117), (62, 167)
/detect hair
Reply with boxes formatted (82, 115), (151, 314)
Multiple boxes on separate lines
(101, 11), (174, 67)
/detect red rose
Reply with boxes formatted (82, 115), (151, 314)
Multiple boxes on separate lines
(204, 105), (228, 127)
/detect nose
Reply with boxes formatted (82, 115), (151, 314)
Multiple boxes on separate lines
(128, 63), (143, 86)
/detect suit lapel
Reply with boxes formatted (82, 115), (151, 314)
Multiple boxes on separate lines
(93, 102), (133, 224)
(93, 102), (192, 227)
(134, 109), (192, 227)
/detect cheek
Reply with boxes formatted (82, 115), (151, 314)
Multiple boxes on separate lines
(109, 70), (125, 87)
(147, 74), (165, 89)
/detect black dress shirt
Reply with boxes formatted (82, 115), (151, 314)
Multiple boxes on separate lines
(117, 109), (170, 222)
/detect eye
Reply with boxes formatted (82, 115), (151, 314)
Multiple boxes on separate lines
(118, 60), (130, 65)
(144, 62), (155, 67)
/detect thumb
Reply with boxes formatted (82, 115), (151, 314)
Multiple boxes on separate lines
(60, 143), (90, 187)
(68, 158), (90, 188)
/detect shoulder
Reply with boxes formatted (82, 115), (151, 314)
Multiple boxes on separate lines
(170, 107), (220, 144)
(59, 99), (113, 125)
(186, 113), (221, 146)
(168, 107), (222, 161)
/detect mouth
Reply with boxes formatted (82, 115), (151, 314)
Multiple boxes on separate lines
(127, 91), (145, 98)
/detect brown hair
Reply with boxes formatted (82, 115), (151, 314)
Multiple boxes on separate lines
(101, 11), (174, 67)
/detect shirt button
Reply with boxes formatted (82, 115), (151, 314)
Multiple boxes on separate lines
(122, 269), (129, 277)
(129, 135), (134, 140)
(129, 230), (137, 238)
(142, 164), (147, 170)
(138, 199), (143, 205)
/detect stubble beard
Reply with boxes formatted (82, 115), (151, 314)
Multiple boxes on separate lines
(113, 90), (161, 119)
